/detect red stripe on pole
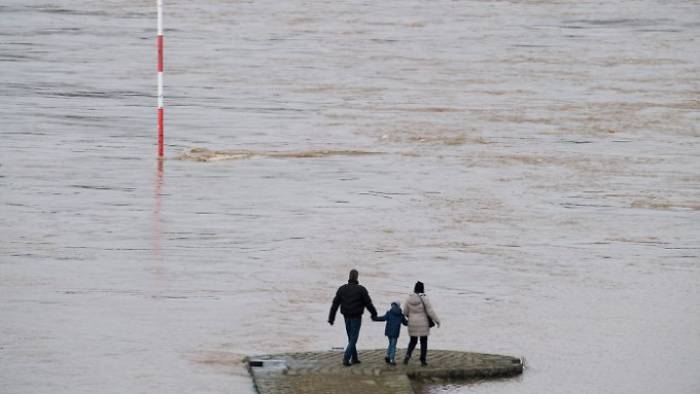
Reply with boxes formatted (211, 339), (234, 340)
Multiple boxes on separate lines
(157, 35), (164, 72)
(158, 107), (164, 157)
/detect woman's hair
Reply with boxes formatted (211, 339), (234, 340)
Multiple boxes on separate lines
(414, 281), (424, 294)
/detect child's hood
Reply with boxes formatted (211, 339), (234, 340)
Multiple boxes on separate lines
(389, 302), (403, 315)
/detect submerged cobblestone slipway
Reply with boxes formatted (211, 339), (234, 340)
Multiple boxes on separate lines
(248, 350), (522, 393)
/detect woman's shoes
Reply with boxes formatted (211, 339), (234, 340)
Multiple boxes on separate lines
(384, 356), (391, 364)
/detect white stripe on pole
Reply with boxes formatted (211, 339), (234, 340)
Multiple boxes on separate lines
(157, 0), (163, 35)
(157, 0), (164, 158)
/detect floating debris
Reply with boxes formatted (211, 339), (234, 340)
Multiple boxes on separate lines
(177, 147), (384, 162)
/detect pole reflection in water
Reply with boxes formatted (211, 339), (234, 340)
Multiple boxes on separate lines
(152, 159), (164, 275)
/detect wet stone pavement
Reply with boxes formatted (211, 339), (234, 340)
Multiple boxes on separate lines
(247, 349), (523, 393)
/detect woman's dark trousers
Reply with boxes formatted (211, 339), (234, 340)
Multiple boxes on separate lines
(405, 336), (428, 363)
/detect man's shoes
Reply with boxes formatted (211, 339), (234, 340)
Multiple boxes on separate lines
(342, 360), (352, 367)
(384, 356), (390, 364)
(421, 361), (428, 367)
(403, 357), (410, 365)
(351, 359), (361, 365)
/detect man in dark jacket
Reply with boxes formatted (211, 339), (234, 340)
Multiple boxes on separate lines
(328, 269), (378, 366)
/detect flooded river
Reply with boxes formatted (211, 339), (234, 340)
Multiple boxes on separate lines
(1, 1), (698, 393)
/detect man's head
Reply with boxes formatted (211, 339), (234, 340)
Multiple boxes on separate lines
(349, 269), (359, 282)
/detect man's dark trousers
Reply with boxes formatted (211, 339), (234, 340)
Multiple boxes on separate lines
(344, 318), (362, 362)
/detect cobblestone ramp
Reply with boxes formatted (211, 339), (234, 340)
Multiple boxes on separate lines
(247, 349), (523, 393)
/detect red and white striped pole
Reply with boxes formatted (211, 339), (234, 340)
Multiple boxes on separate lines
(157, 0), (164, 158)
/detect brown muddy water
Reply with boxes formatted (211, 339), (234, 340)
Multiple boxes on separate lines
(1, 1), (699, 393)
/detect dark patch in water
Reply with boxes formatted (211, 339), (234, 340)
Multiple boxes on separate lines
(563, 18), (674, 28)
(513, 44), (550, 48)
(151, 295), (190, 300)
(121, 12), (151, 19)
(561, 202), (615, 209)
(32, 6), (108, 17)
(218, 105), (308, 113)
(36, 27), (83, 35)
(53, 115), (107, 124)
(5, 202), (29, 207)
(53, 91), (117, 99)
(70, 185), (136, 192)
(636, 29), (681, 33)
(0, 54), (36, 62)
